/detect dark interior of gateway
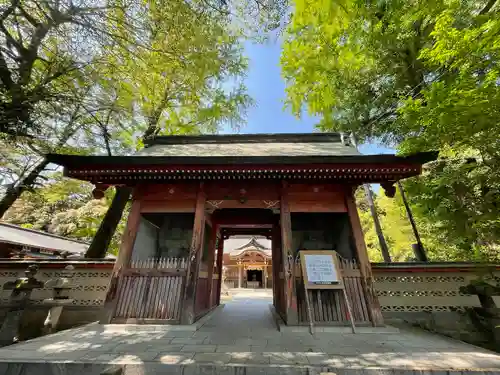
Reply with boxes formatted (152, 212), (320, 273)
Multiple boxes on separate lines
(131, 210), (357, 267)
(130, 209), (359, 319)
(246, 269), (263, 285)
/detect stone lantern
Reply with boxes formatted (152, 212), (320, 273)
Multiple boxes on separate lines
(42, 265), (75, 334)
(0, 264), (44, 346)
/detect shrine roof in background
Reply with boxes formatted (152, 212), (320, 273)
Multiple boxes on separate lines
(224, 236), (271, 258)
(0, 222), (90, 258)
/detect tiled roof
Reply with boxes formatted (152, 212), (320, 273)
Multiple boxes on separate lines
(0, 222), (89, 255)
(224, 236), (271, 257)
(137, 133), (360, 158)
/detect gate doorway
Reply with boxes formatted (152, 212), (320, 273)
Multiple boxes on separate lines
(213, 208), (285, 314)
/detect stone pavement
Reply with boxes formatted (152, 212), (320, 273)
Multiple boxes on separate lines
(0, 289), (499, 374)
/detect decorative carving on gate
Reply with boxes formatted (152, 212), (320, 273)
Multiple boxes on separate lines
(263, 200), (279, 209)
(207, 200), (223, 209)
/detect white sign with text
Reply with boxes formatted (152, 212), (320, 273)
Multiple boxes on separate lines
(304, 254), (339, 284)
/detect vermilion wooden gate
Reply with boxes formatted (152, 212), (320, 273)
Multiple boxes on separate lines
(112, 258), (187, 323)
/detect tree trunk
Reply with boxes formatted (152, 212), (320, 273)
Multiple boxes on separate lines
(397, 181), (428, 262)
(0, 158), (49, 218)
(363, 184), (392, 263)
(348, 133), (391, 262)
(85, 186), (131, 259)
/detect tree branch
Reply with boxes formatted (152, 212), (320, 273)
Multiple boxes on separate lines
(0, 51), (14, 89)
(0, 0), (19, 22)
(479, 0), (498, 14)
(17, 5), (41, 26)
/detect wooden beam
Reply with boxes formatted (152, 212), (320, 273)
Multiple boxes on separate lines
(280, 181), (298, 325)
(212, 209), (276, 226)
(220, 227), (272, 237)
(206, 223), (218, 309)
(181, 182), (206, 324)
(271, 227), (277, 308)
(345, 186), (384, 326)
(219, 224), (272, 229)
(215, 235), (224, 306)
(140, 200), (195, 213)
(115, 197), (142, 270)
(101, 195), (142, 323)
(205, 212), (213, 228)
(204, 181), (281, 200)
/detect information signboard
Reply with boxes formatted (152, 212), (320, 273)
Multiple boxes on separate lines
(298, 250), (355, 334)
(303, 254), (339, 284)
(300, 250), (343, 289)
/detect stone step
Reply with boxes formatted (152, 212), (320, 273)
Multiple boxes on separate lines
(2, 362), (500, 375)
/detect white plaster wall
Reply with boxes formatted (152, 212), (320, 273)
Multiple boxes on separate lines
(131, 218), (158, 261)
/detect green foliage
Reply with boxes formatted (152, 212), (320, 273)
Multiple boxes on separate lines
(355, 184), (492, 262)
(283, 0), (500, 261)
(3, 174), (126, 255)
(1, 0), (257, 255)
(403, 156), (500, 262)
(356, 187), (416, 262)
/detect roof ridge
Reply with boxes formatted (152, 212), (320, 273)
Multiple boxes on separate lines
(0, 222), (91, 245)
(144, 132), (343, 146)
(233, 237), (269, 251)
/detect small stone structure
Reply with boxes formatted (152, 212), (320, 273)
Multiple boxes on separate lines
(0, 265), (43, 346)
(42, 264), (75, 334)
(0, 259), (113, 341)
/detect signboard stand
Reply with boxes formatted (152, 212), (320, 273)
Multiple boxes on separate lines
(303, 278), (315, 335)
(299, 250), (356, 334)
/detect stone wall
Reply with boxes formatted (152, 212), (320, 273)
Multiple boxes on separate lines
(372, 262), (500, 351)
(0, 260), (113, 340)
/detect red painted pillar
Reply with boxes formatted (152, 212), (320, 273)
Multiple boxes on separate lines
(215, 236), (224, 306)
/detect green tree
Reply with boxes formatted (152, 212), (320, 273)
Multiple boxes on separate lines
(1, 0), (252, 233)
(83, 0), (252, 258)
(282, 0), (500, 261)
(402, 155), (500, 262)
(356, 187), (415, 262)
(0, 1), (141, 139)
(356, 184), (471, 262)
(3, 173), (126, 255)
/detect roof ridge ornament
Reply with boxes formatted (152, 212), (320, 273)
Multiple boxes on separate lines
(340, 132), (353, 147)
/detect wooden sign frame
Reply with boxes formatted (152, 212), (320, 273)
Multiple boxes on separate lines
(298, 250), (356, 334)
(300, 250), (343, 290)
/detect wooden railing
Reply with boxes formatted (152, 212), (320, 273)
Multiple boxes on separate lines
(112, 257), (188, 323)
(295, 257), (372, 325)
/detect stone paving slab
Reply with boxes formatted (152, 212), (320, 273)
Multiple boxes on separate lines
(0, 290), (498, 374)
(0, 318), (498, 373)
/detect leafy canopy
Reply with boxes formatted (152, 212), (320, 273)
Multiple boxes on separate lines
(282, 0), (500, 261)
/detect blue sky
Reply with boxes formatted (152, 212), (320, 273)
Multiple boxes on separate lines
(227, 40), (394, 156)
